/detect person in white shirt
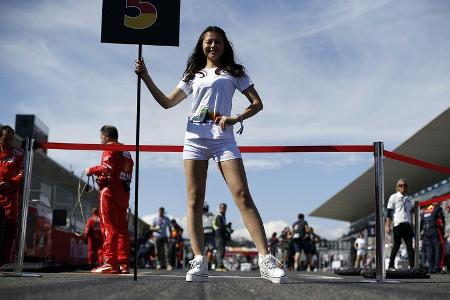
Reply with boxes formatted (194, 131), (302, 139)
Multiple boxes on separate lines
(385, 178), (415, 270)
(202, 203), (215, 268)
(354, 232), (367, 268)
(152, 207), (172, 270)
(135, 26), (286, 284)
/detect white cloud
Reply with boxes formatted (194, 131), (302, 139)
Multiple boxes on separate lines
(311, 223), (349, 240)
(242, 153), (372, 171)
(300, 153), (372, 167)
(243, 157), (293, 170)
(232, 220), (291, 242)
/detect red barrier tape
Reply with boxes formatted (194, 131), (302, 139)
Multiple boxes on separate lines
(39, 142), (183, 152)
(37, 142), (450, 175)
(38, 142), (374, 153)
(384, 150), (450, 175)
(418, 193), (450, 207)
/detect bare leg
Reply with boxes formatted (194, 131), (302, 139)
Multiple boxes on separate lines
(218, 158), (268, 255)
(307, 253), (312, 271)
(355, 255), (361, 268)
(206, 249), (212, 265)
(184, 159), (209, 256)
(294, 252), (300, 270)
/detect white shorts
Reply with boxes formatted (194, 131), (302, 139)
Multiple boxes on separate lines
(357, 250), (366, 256)
(183, 138), (242, 162)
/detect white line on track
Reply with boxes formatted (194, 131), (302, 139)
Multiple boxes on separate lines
(296, 274), (343, 280)
(139, 273), (185, 278)
(139, 273), (261, 279)
(139, 272), (343, 280)
(58, 271), (343, 281)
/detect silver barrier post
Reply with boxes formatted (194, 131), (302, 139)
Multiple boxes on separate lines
(14, 137), (34, 273)
(2, 138), (40, 277)
(414, 200), (420, 268)
(374, 141), (385, 282)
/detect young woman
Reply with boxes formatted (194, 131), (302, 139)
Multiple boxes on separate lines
(354, 232), (367, 269)
(135, 26), (286, 284)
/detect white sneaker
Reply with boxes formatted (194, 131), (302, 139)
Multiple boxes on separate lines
(259, 254), (288, 284)
(186, 255), (208, 282)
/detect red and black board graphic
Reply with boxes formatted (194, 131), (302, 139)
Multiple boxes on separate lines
(101, 0), (180, 46)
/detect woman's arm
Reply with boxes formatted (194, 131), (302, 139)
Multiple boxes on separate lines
(215, 85), (264, 129)
(135, 58), (186, 109)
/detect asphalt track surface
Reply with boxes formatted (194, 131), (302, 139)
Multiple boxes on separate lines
(1, 270), (450, 300)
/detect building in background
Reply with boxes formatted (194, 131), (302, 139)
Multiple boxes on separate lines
(1, 115), (149, 269)
(310, 108), (450, 269)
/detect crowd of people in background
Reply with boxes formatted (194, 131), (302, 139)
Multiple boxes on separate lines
(1, 126), (449, 277)
(77, 172), (450, 275)
(136, 207), (184, 270)
(57, 189), (450, 275)
(268, 213), (321, 272)
(137, 202), (234, 272)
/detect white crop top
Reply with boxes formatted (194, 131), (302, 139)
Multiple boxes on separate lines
(176, 68), (253, 139)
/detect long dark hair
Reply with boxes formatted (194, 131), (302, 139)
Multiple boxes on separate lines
(183, 26), (245, 82)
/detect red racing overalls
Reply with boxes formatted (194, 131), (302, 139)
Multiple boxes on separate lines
(0, 144), (23, 264)
(84, 215), (103, 265)
(88, 143), (133, 268)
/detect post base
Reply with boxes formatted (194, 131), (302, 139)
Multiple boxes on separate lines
(361, 268), (430, 279)
(1, 271), (42, 277)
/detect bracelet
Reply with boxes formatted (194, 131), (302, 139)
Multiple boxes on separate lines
(236, 114), (244, 135)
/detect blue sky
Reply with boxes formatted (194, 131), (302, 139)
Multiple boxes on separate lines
(1, 0), (450, 240)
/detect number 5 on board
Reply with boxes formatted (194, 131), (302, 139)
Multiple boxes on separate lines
(124, 0), (157, 30)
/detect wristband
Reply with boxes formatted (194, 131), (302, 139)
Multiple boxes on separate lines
(236, 114), (244, 135)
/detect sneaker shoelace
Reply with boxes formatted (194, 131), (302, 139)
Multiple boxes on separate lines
(189, 258), (202, 270)
(263, 255), (283, 270)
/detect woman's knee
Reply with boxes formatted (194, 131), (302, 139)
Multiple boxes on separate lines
(186, 189), (204, 210)
(233, 189), (254, 209)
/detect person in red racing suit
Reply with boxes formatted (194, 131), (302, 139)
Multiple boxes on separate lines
(84, 207), (103, 266)
(0, 125), (23, 266)
(86, 125), (133, 274)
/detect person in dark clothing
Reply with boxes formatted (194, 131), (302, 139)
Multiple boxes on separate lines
(421, 202), (446, 273)
(292, 213), (311, 271)
(268, 232), (279, 257)
(308, 227), (320, 271)
(280, 227), (293, 270)
(213, 203), (232, 271)
(137, 232), (156, 268)
(169, 219), (184, 269)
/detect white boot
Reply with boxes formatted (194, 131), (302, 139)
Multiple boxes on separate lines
(259, 254), (288, 284)
(186, 255), (208, 282)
